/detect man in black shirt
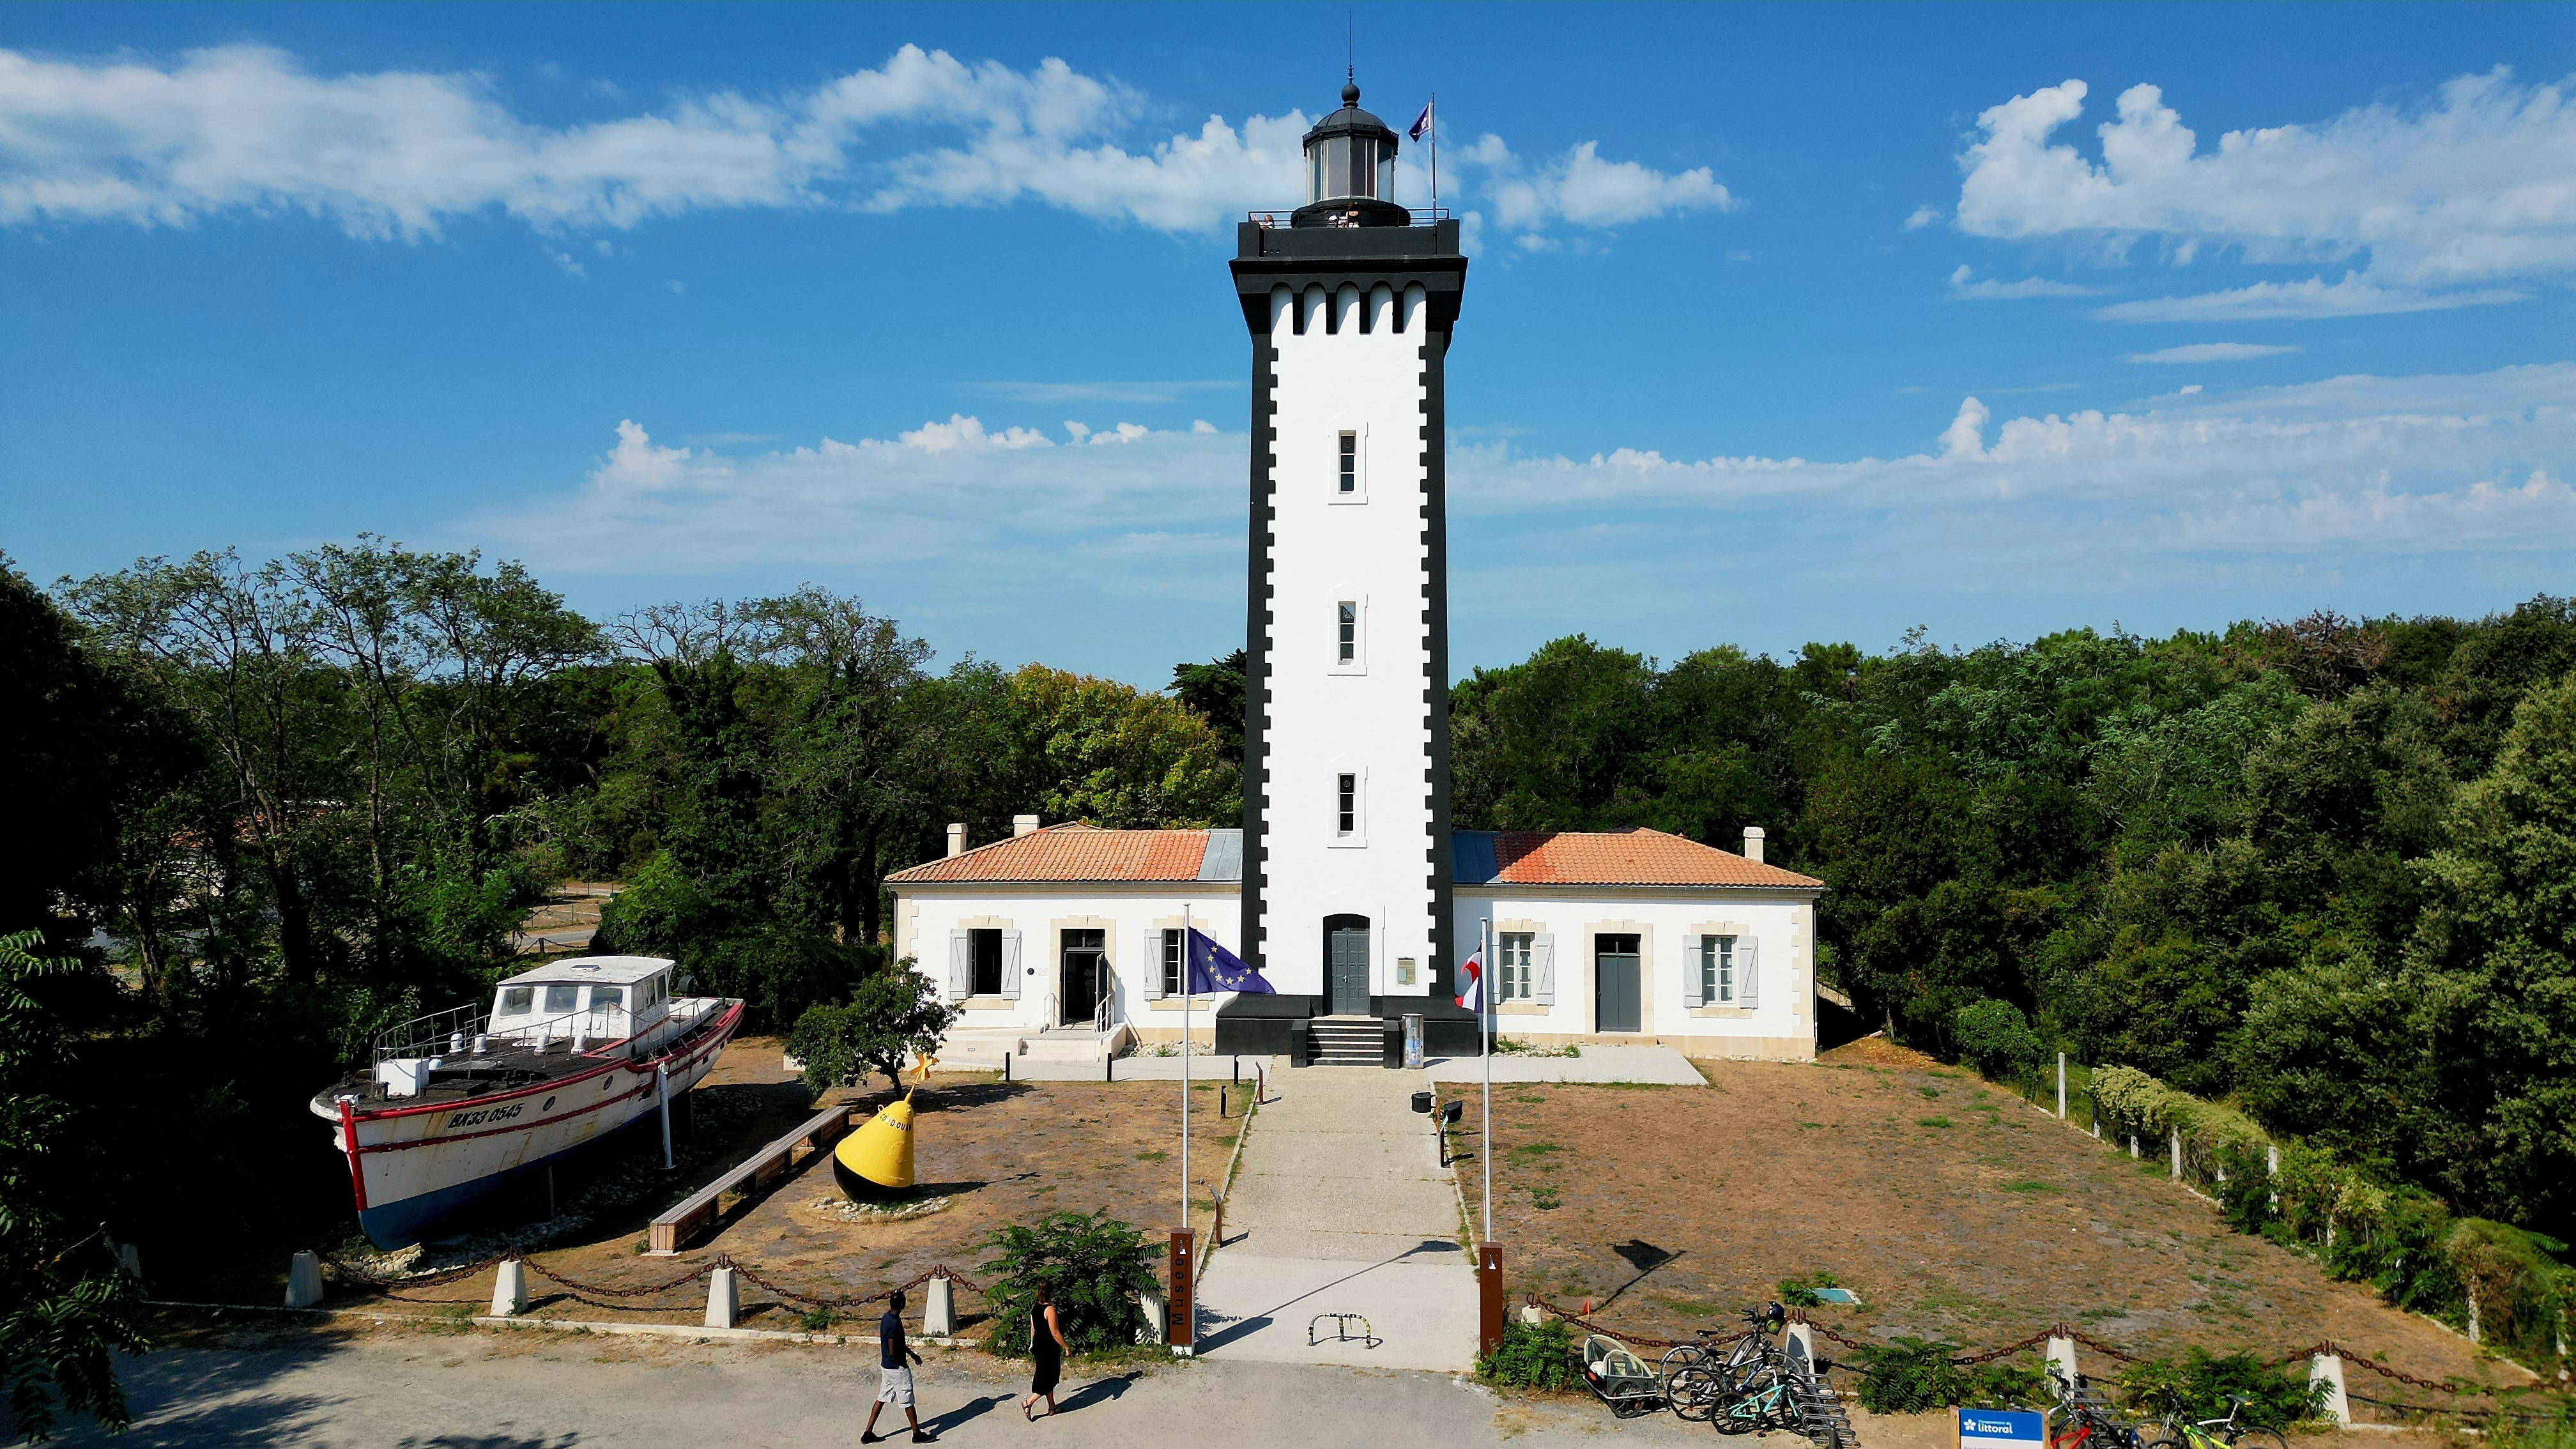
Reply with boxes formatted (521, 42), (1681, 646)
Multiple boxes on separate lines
(862, 1288), (934, 1443)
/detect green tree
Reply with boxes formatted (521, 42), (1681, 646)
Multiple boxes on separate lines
(1, 931), (149, 1442)
(785, 963), (961, 1096)
(1004, 665), (1238, 828)
(1170, 648), (1245, 767)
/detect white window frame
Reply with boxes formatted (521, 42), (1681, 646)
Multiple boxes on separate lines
(1330, 423), (1368, 504)
(1330, 767), (1368, 847)
(1498, 931), (1535, 1002)
(1330, 595), (1367, 675)
(1701, 934), (1736, 1004)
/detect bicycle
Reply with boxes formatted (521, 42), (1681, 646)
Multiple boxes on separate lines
(2046, 1369), (2145, 1449)
(2142, 1394), (2287, 1449)
(1664, 1304), (1784, 1423)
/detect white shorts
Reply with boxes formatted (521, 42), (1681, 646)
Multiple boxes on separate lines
(877, 1366), (916, 1407)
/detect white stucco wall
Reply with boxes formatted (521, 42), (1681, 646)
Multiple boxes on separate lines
(1452, 891), (1818, 1061)
(1254, 281), (1441, 1000)
(893, 885), (1243, 1043)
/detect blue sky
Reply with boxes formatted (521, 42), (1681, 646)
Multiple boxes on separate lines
(4, 3), (2573, 685)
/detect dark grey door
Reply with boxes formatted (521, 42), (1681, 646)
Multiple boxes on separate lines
(1062, 928), (1105, 1025)
(1324, 914), (1372, 1016)
(1595, 933), (1641, 1033)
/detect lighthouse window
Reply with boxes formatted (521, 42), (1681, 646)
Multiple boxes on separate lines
(1336, 774), (1358, 836)
(1337, 602), (1357, 663)
(1338, 432), (1356, 493)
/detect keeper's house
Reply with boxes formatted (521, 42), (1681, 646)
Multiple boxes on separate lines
(885, 817), (1822, 1066)
(885, 77), (1825, 1067)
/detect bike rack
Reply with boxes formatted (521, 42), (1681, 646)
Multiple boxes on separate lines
(1307, 1312), (1380, 1349)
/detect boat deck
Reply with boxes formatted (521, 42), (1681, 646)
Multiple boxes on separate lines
(312, 1002), (732, 1117)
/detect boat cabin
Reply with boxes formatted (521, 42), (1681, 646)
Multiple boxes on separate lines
(488, 955), (677, 1048)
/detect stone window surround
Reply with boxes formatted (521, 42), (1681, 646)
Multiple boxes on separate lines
(1146, 911), (1224, 1011)
(954, 914), (1018, 1011)
(1489, 916), (1549, 1016)
(1687, 919), (1755, 1018)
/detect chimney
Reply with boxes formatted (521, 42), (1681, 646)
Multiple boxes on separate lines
(945, 823), (966, 857)
(1013, 814), (1041, 838)
(1742, 825), (1766, 864)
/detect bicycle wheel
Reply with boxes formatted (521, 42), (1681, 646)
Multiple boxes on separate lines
(2226, 1429), (2287, 1449)
(1666, 1367), (1724, 1422)
(1661, 1344), (1709, 1378)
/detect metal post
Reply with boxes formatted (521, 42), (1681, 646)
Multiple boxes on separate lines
(1181, 905), (1192, 1241)
(2056, 1052), (2066, 1119)
(1480, 916), (1492, 1248)
(657, 1061), (673, 1170)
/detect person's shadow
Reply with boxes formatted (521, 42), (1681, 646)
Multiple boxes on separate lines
(918, 1393), (1006, 1436)
(1048, 1372), (1143, 1416)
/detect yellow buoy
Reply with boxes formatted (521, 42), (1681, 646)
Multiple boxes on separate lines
(832, 1089), (918, 1200)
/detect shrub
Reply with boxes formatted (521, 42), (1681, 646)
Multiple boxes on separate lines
(977, 1210), (1160, 1358)
(2117, 1348), (2324, 1429)
(1778, 1269), (1842, 1307)
(1951, 999), (2046, 1082)
(786, 962), (960, 1096)
(1850, 1336), (1966, 1413)
(1477, 1317), (1579, 1391)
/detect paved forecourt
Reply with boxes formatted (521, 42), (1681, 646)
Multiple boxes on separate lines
(1192, 1065), (1480, 1372)
(1423, 1043), (1709, 1086)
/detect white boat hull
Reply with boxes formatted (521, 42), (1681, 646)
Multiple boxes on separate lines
(317, 999), (743, 1247)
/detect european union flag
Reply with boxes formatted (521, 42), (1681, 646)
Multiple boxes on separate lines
(1186, 928), (1275, 995)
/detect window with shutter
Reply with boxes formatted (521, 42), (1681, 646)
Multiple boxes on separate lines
(946, 931), (971, 1000)
(1681, 934), (1703, 1007)
(1738, 937), (1759, 1010)
(1142, 929), (1165, 999)
(1533, 933), (1557, 1005)
(1000, 931), (1023, 999)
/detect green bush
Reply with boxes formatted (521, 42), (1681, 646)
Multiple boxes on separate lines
(977, 1210), (1160, 1358)
(2117, 1348), (2324, 1429)
(1952, 999), (2046, 1082)
(1476, 1317), (1579, 1391)
(1849, 1338), (2051, 1411)
(1778, 1269), (1842, 1307)
(786, 962), (959, 1097)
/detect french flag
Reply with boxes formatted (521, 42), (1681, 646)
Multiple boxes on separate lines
(1455, 947), (1483, 1013)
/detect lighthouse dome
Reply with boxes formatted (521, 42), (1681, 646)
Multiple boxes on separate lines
(1294, 80), (1408, 227)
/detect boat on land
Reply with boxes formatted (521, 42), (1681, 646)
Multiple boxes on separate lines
(309, 955), (743, 1248)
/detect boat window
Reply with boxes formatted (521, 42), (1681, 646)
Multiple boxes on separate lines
(589, 985), (624, 1011)
(543, 983), (579, 1013)
(500, 985), (533, 1015)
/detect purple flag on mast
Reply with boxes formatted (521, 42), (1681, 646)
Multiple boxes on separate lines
(1186, 929), (1275, 995)
(1409, 100), (1433, 141)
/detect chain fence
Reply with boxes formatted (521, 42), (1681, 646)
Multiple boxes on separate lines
(310, 1245), (985, 1319)
(1521, 1298), (2559, 1409)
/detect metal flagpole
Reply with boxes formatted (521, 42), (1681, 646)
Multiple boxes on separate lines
(1181, 904), (1191, 1236)
(1430, 93), (1439, 213)
(1480, 915), (1492, 1245)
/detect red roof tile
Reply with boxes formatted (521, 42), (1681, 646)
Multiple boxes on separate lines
(1473, 827), (1821, 889)
(885, 824), (1213, 884)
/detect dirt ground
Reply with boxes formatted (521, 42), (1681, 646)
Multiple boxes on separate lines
(305, 1037), (1247, 1333)
(1463, 1038), (2535, 1404)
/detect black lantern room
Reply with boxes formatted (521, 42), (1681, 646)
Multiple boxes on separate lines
(1294, 81), (1409, 227)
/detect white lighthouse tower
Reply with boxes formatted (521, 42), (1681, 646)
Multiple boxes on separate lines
(1219, 80), (1471, 1061)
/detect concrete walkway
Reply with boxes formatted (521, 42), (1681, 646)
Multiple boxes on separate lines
(1193, 1067), (1478, 1372)
(1422, 1043), (1708, 1085)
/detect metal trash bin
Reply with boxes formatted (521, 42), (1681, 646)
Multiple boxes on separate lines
(1411, 1089), (1433, 1114)
(1402, 1013), (1425, 1070)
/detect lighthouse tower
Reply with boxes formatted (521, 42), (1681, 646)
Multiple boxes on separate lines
(1220, 80), (1470, 1056)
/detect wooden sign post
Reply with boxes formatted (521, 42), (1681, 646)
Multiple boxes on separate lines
(1477, 1241), (1504, 1358)
(1169, 1229), (1195, 1355)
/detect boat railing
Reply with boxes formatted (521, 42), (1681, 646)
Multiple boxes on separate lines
(371, 1002), (491, 1066)
(371, 1000), (634, 1066)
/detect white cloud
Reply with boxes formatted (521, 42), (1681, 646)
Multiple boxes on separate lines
(548, 249), (585, 278)
(2124, 342), (2300, 364)
(1903, 204), (1942, 231)
(1471, 135), (1736, 233)
(1947, 264), (2104, 299)
(0, 42), (1718, 248)
(1949, 68), (2576, 315)
(2090, 273), (2527, 323)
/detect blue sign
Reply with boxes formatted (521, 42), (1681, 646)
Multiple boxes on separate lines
(1960, 1409), (2046, 1449)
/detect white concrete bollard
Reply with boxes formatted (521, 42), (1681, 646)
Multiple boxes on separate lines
(1785, 1321), (1818, 1372)
(2129, 1134), (2140, 1160)
(2046, 1334), (2080, 1392)
(2268, 1143), (2280, 1211)
(1521, 1303), (1545, 1326)
(1135, 1288), (1167, 1345)
(490, 1259), (528, 1317)
(2170, 1128), (2182, 1181)
(116, 1241), (142, 1282)
(924, 1276), (957, 1337)
(2309, 1351), (2351, 1425)
(704, 1266), (739, 1329)
(2467, 1287), (2482, 1344)
(284, 1250), (325, 1308)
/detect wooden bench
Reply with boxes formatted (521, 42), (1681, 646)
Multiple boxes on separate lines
(648, 1101), (857, 1254)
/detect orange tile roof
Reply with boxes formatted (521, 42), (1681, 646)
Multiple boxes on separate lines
(1462, 827), (1823, 889)
(885, 824), (1214, 884)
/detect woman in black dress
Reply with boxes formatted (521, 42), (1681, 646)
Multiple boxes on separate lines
(1021, 1282), (1066, 1420)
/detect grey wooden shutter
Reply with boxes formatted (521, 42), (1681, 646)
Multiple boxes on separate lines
(1738, 937), (1759, 1010)
(1533, 933), (1556, 1006)
(1681, 934), (1704, 1008)
(1000, 930), (1023, 1000)
(1142, 929), (1166, 999)
(946, 931), (971, 1000)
